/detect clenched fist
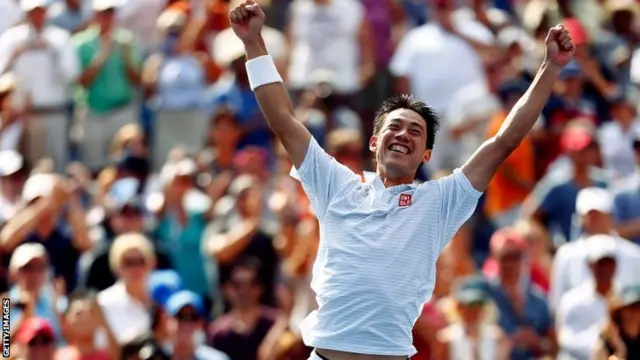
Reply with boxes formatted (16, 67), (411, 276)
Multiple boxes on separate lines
(545, 25), (575, 67)
(229, 0), (265, 44)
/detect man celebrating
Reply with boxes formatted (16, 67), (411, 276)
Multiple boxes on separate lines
(229, 1), (575, 359)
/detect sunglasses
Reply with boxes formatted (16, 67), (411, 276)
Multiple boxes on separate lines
(121, 257), (146, 268)
(28, 334), (54, 347)
(175, 311), (200, 322)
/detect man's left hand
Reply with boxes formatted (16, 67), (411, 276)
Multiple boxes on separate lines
(545, 24), (575, 67)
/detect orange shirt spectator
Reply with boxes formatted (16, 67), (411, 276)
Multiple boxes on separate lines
(484, 111), (536, 227)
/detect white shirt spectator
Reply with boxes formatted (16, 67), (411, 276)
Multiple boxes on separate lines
(0, 23), (79, 108)
(98, 281), (151, 344)
(287, 0), (364, 94)
(556, 282), (613, 360)
(0, 0), (23, 35)
(598, 120), (640, 180)
(550, 235), (640, 311)
(390, 19), (493, 115)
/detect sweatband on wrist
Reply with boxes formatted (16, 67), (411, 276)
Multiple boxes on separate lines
(246, 55), (283, 91)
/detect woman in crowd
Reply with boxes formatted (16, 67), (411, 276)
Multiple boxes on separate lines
(594, 284), (640, 359)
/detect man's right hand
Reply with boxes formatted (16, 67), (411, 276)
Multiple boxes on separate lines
(229, 0), (265, 44)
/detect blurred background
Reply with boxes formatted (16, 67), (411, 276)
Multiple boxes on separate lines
(2, 0), (640, 359)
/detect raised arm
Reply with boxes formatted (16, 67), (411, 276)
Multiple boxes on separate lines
(229, 0), (311, 168)
(461, 25), (575, 191)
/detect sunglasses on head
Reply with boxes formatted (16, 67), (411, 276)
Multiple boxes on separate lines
(122, 257), (146, 268)
(28, 334), (54, 347)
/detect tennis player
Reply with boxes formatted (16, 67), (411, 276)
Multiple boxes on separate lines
(229, 1), (575, 359)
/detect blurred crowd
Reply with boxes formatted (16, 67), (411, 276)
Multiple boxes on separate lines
(2, 0), (640, 359)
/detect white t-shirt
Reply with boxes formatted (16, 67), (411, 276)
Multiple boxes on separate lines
(287, 0), (364, 94)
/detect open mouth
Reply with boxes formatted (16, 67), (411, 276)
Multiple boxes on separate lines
(388, 143), (411, 155)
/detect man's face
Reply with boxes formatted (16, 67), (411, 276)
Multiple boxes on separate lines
(24, 333), (55, 360)
(95, 8), (116, 29)
(169, 305), (202, 344)
(562, 76), (583, 98)
(27, 7), (47, 28)
(583, 210), (612, 235)
(496, 247), (524, 284)
(225, 268), (261, 309)
(590, 258), (616, 285)
(18, 258), (47, 291)
(370, 109), (430, 179)
(210, 115), (242, 149)
(65, 299), (98, 337)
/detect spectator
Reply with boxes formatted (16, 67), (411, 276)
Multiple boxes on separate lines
(143, 8), (216, 169)
(200, 107), (243, 175)
(0, 174), (92, 292)
(613, 137), (640, 244)
(0, 150), (28, 227)
(205, 175), (279, 308)
(73, 0), (142, 172)
(412, 300), (447, 360)
(208, 257), (277, 360)
(163, 290), (230, 360)
(13, 317), (58, 360)
(120, 332), (171, 360)
(549, 188), (640, 310)
(434, 276), (510, 360)
(525, 123), (606, 244)
(6, 243), (63, 340)
(153, 157), (216, 302)
(487, 228), (557, 359)
(55, 289), (118, 360)
(556, 234), (618, 360)
(286, 0), (374, 103)
(594, 284), (640, 359)
(0, 0), (23, 35)
(0, 0), (79, 172)
(598, 93), (640, 181)
(98, 233), (155, 344)
(47, 0), (92, 34)
(0, 72), (25, 152)
(207, 24), (285, 153)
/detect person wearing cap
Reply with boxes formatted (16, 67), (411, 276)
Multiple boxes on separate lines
(14, 317), (57, 360)
(142, 7), (217, 169)
(594, 284), (640, 360)
(205, 175), (279, 309)
(72, 0), (143, 171)
(555, 234), (619, 360)
(162, 290), (229, 360)
(598, 91), (640, 180)
(97, 233), (156, 344)
(549, 187), (640, 311)
(525, 121), (607, 244)
(0, 0), (79, 173)
(433, 276), (510, 360)
(77, 179), (173, 292)
(5, 243), (63, 342)
(0, 173), (92, 292)
(485, 228), (557, 359)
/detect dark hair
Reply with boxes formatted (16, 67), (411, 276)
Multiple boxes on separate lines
(64, 289), (97, 315)
(373, 94), (440, 150)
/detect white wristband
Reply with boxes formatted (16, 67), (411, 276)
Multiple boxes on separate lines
(246, 55), (283, 91)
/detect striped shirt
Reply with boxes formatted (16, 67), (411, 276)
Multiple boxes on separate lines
(292, 137), (481, 356)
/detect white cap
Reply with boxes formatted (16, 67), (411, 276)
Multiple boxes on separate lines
(157, 9), (188, 31)
(20, 0), (50, 11)
(9, 243), (47, 273)
(93, 0), (122, 11)
(212, 26), (287, 67)
(22, 174), (57, 202)
(575, 187), (613, 216)
(585, 234), (618, 263)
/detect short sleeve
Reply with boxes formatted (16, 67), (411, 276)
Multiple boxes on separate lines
(437, 169), (482, 249)
(389, 30), (416, 77)
(291, 137), (361, 220)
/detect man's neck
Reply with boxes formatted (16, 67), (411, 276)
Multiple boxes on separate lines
(595, 281), (613, 297)
(377, 170), (414, 187)
(573, 165), (590, 187)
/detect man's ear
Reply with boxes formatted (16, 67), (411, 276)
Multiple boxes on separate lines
(369, 136), (377, 153)
(422, 149), (432, 163)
